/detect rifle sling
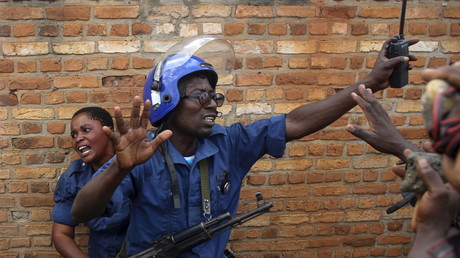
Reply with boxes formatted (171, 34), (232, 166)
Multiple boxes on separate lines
(199, 158), (211, 218)
(161, 143), (181, 209)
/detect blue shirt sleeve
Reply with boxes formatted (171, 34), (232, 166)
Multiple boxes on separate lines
(51, 160), (83, 226)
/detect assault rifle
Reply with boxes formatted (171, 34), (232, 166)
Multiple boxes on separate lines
(129, 192), (273, 258)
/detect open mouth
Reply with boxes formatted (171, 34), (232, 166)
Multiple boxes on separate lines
(78, 145), (91, 156)
(204, 116), (215, 123)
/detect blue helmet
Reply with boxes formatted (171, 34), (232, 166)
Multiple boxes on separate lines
(143, 54), (218, 125)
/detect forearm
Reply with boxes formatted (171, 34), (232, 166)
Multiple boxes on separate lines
(286, 82), (361, 141)
(52, 223), (89, 258)
(54, 237), (88, 258)
(71, 159), (129, 223)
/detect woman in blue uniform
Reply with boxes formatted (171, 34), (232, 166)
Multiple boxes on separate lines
(52, 107), (130, 257)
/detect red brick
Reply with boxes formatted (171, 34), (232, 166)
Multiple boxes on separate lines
(132, 23), (152, 35)
(44, 92), (64, 105)
(0, 7), (43, 20)
(37, 25), (58, 37)
(22, 123), (41, 134)
(87, 24), (107, 36)
(112, 90), (133, 104)
(20, 195), (54, 207)
(429, 23), (447, 37)
(351, 23), (368, 35)
(94, 6), (139, 18)
(9, 78), (51, 90)
(46, 6), (90, 21)
(89, 91), (109, 103)
(63, 24), (83, 36)
(13, 24), (35, 37)
(268, 23), (287, 35)
(224, 24), (244, 35)
(331, 57), (347, 69)
(320, 6), (356, 18)
(236, 6), (273, 18)
(248, 23), (265, 35)
(112, 57), (129, 70)
(289, 23), (307, 35)
(408, 23), (427, 35)
(246, 57), (263, 69)
(17, 60), (36, 73)
(66, 92), (87, 103)
(428, 57), (448, 68)
(87, 57), (108, 71)
(310, 21), (328, 35)
(344, 236), (376, 247)
(0, 94), (18, 106)
(451, 23), (460, 36)
(226, 89), (243, 102)
(46, 122), (65, 134)
(20, 94), (40, 105)
(350, 56), (364, 70)
(0, 60), (14, 73)
(275, 73), (315, 86)
(102, 75), (145, 88)
(64, 59), (83, 71)
(0, 25), (11, 36)
(111, 24), (129, 36)
(133, 57), (153, 69)
(12, 137), (54, 149)
(40, 59), (61, 72)
(236, 74), (272, 86)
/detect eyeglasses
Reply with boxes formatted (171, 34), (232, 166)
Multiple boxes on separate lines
(182, 92), (225, 107)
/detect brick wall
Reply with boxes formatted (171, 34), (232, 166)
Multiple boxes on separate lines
(1, 0), (459, 257)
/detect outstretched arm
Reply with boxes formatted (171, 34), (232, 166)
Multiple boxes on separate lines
(285, 37), (419, 141)
(346, 84), (420, 162)
(71, 97), (172, 223)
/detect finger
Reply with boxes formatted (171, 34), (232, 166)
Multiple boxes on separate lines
(346, 124), (374, 141)
(392, 165), (406, 179)
(380, 37), (394, 54)
(422, 65), (460, 86)
(407, 38), (420, 47)
(416, 158), (445, 193)
(403, 148), (414, 157)
(387, 56), (410, 68)
(114, 106), (128, 135)
(410, 203), (419, 231)
(421, 140), (434, 153)
(103, 126), (120, 146)
(149, 130), (172, 152)
(408, 54), (418, 62)
(130, 96), (142, 129)
(140, 99), (152, 129)
(360, 86), (387, 117)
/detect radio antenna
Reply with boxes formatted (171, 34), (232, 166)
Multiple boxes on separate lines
(399, 0), (408, 38)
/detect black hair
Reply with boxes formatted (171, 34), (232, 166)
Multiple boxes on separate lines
(72, 107), (114, 128)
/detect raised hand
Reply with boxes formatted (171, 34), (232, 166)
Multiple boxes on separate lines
(347, 84), (420, 161)
(407, 156), (460, 258)
(104, 96), (172, 171)
(422, 61), (460, 87)
(365, 36), (419, 92)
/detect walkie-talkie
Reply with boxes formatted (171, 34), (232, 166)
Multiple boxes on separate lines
(388, 0), (409, 88)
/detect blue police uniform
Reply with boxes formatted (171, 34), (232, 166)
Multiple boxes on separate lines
(52, 158), (131, 258)
(123, 114), (286, 257)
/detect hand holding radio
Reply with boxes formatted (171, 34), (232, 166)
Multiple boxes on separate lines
(388, 35), (410, 88)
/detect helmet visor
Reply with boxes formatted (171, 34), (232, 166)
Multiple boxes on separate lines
(154, 36), (235, 82)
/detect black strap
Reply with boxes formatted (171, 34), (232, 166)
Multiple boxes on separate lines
(161, 144), (181, 209)
(199, 158), (211, 218)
